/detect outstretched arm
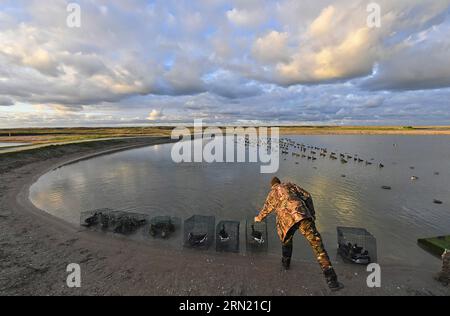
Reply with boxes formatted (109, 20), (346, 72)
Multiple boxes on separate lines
(255, 189), (277, 222)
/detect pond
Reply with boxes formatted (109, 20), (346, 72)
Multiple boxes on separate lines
(30, 135), (450, 270)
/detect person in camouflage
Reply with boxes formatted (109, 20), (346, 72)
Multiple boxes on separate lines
(255, 177), (343, 291)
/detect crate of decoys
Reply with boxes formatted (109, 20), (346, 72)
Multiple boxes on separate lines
(337, 227), (377, 265)
(216, 221), (240, 253)
(184, 215), (215, 249)
(146, 216), (181, 239)
(245, 220), (268, 253)
(80, 209), (148, 236)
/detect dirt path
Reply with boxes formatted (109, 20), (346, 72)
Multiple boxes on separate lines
(0, 137), (448, 296)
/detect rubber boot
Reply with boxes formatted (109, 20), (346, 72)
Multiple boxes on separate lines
(324, 267), (344, 291)
(281, 257), (291, 270)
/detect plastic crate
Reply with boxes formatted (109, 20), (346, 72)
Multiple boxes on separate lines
(337, 227), (377, 264)
(216, 221), (240, 253)
(245, 220), (268, 253)
(184, 215), (215, 249)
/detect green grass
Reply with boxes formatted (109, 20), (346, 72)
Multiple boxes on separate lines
(418, 236), (450, 257)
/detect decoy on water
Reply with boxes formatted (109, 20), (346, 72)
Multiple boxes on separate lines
(219, 224), (230, 242)
(251, 225), (264, 244)
(433, 199), (443, 205)
(379, 163), (384, 168)
(188, 232), (208, 246)
(382, 186), (392, 190)
(411, 176), (419, 181)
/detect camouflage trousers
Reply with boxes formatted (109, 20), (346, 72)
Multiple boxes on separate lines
(282, 219), (332, 271)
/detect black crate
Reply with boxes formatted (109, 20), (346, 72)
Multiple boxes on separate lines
(216, 221), (240, 253)
(337, 227), (377, 264)
(184, 215), (215, 249)
(145, 216), (181, 239)
(245, 220), (268, 253)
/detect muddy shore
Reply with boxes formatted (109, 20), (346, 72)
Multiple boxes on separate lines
(0, 137), (448, 296)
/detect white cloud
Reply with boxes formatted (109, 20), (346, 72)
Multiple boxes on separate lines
(147, 109), (163, 121)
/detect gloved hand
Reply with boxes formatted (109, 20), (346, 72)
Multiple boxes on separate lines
(254, 216), (261, 223)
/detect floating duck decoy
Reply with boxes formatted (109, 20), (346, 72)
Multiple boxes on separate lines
(341, 158), (348, 164)
(411, 176), (419, 181)
(251, 225), (264, 244)
(434, 172), (440, 176)
(188, 232), (208, 246)
(379, 163), (384, 168)
(219, 224), (230, 242)
(365, 161), (373, 166)
(382, 186), (392, 190)
(433, 199), (443, 205)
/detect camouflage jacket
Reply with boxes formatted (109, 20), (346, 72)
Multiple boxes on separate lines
(256, 183), (315, 242)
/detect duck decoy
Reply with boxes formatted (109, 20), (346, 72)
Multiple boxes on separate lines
(188, 232), (208, 246)
(83, 212), (100, 227)
(411, 176), (419, 181)
(219, 224), (230, 242)
(379, 163), (384, 168)
(251, 225), (264, 244)
(382, 186), (392, 190)
(433, 199), (443, 205)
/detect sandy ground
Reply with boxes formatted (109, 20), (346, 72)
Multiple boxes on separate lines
(0, 137), (449, 296)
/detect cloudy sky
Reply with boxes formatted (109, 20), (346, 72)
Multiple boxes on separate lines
(1, 0), (450, 127)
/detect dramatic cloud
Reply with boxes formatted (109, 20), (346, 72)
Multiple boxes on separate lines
(0, 0), (450, 127)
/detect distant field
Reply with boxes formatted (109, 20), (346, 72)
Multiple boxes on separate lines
(0, 127), (174, 144)
(1, 126), (450, 145)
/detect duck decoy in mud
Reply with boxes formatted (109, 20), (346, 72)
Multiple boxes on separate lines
(341, 158), (348, 164)
(83, 212), (100, 227)
(188, 232), (208, 246)
(219, 224), (230, 242)
(251, 225), (265, 244)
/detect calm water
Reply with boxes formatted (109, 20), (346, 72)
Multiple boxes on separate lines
(30, 136), (450, 270)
